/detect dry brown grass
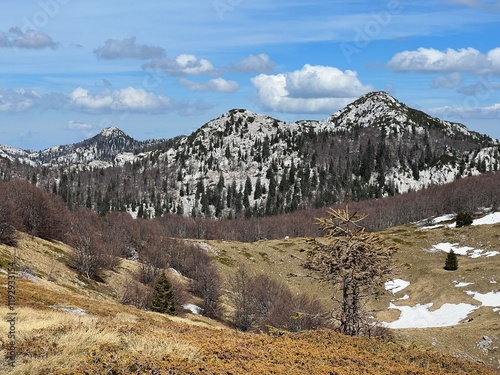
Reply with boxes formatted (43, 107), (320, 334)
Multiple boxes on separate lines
(1, 224), (499, 373)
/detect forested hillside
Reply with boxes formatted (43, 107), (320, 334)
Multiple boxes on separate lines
(1, 92), (498, 221)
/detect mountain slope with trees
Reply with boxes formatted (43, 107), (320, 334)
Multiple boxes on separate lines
(1, 91), (498, 220)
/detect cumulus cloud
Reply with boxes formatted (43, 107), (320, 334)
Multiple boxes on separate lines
(179, 77), (239, 92)
(387, 47), (500, 74)
(0, 86), (212, 116)
(94, 37), (165, 59)
(68, 87), (175, 113)
(143, 54), (216, 76)
(231, 53), (275, 73)
(0, 27), (58, 49)
(251, 64), (372, 113)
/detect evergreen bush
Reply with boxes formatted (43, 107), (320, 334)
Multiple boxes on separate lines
(150, 272), (176, 315)
(444, 250), (458, 271)
(456, 211), (473, 227)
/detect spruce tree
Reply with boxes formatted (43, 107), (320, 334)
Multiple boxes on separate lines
(150, 272), (176, 315)
(444, 250), (458, 271)
(456, 211), (473, 227)
(305, 199), (397, 336)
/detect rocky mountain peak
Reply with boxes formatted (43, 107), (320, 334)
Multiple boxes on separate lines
(98, 126), (128, 139)
(327, 91), (407, 128)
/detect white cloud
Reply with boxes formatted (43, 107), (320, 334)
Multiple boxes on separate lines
(94, 37), (165, 59)
(430, 103), (500, 119)
(64, 120), (94, 131)
(387, 47), (500, 74)
(0, 86), (212, 116)
(231, 53), (275, 73)
(0, 88), (42, 112)
(179, 78), (239, 92)
(251, 64), (372, 113)
(143, 54), (216, 76)
(0, 27), (58, 49)
(69, 87), (174, 113)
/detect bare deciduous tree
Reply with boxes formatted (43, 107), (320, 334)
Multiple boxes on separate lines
(229, 267), (330, 332)
(67, 209), (117, 280)
(191, 261), (224, 319)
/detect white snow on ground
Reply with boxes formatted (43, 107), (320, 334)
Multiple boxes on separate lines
(433, 214), (457, 224)
(472, 212), (500, 226)
(385, 279), (410, 294)
(428, 242), (499, 258)
(419, 224), (443, 230)
(383, 285), (500, 328)
(466, 291), (500, 307)
(420, 211), (500, 230)
(454, 281), (474, 287)
(419, 214), (456, 230)
(430, 242), (473, 256)
(183, 304), (202, 314)
(382, 303), (478, 329)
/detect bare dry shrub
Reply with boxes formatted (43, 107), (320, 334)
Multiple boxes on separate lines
(66, 208), (118, 280)
(229, 268), (330, 332)
(121, 278), (153, 309)
(0, 221), (17, 247)
(0, 179), (69, 241)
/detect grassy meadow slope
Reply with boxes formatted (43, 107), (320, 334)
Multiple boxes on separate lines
(1, 224), (499, 374)
(201, 218), (500, 369)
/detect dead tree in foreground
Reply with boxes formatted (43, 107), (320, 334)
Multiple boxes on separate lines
(305, 200), (397, 336)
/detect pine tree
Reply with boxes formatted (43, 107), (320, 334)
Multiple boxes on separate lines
(455, 211), (473, 227)
(150, 272), (176, 314)
(444, 250), (458, 271)
(305, 199), (397, 336)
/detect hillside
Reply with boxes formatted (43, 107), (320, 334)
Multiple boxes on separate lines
(1, 91), (499, 220)
(199, 211), (500, 369)
(1, 212), (500, 373)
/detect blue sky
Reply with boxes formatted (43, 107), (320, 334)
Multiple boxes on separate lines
(1, 0), (500, 150)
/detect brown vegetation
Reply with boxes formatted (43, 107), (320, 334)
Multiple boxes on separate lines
(1, 212), (500, 373)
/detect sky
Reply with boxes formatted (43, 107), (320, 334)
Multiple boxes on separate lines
(1, 0), (500, 150)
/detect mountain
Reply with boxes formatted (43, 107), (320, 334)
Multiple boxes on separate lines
(0, 127), (154, 169)
(1, 92), (499, 218)
(327, 91), (485, 141)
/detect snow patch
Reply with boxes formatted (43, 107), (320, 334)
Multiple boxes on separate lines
(385, 279), (410, 294)
(472, 212), (500, 226)
(454, 281), (474, 288)
(382, 302), (478, 329)
(430, 242), (473, 256)
(466, 291), (500, 307)
(433, 214), (456, 224)
(429, 242), (499, 258)
(183, 304), (202, 314)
